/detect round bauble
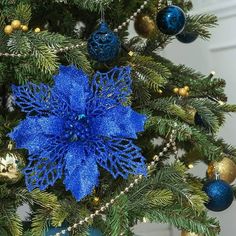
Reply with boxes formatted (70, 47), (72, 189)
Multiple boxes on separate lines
(88, 22), (121, 62)
(173, 87), (179, 94)
(181, 230), (202, 236)
(203, 179), (234, 212)
(156, 5), (186, 36)
(0, 150), (25, 184)
(88, 228), (103, 236)
(45, 225), (69, 236)
(11, 20), (21, 30)
(34, 27), (41, 33)
(134, 14), (156, 38)
(4, 25), (13, 35)
(184, 85), (190, 91)
(21, 25), (29, 32)
(207, 157), (236, 184)
(92, 196), (100, 206)
(176, 30), (198, 43)
(178, 88), (188, 97)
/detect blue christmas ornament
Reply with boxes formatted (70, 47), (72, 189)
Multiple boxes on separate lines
(176, 30), (198, 43)
(88, 228), (103, 236)
(44, 226), (69, 236)
(203, 179), (234, 212)
(156, 5), (186, 36)
(9, 65), (147, 201)
(88, 22), (121, 62)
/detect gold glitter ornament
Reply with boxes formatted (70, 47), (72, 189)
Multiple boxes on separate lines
(134, 14), (156, 38)
(207, 157), (236, 184)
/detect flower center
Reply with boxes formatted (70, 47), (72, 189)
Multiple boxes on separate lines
(64, 114), (90, 142)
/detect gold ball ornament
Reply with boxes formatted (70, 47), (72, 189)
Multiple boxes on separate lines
(4, 25), (13, 35)
(134, 14), (156, 38)
(178, 88), (188, 97)
(184, 85), (190, 92)
(21, 25), (29, 32)
(92, 197), (100, 206)
(173, 87), (179, 94)
(34, 27), (41, 33)
(207, 157), (236, 184)
(0, 150), (25, 184)
(11, 20), (21, 30)
(181, 231), (202, 236)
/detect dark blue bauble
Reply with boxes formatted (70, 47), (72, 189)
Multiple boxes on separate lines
(156, 5), (186, 36)
(44, 226), (70, 236)
(194, 112), (207, 128)
(203, 179), (234, 212)
(87, 22), (121, 62)
(88, 228), (103, 236)
(176, 31), (198, 43)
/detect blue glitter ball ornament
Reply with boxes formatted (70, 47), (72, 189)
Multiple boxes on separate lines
(203, 179), (234, 212)
(87, 22), (121, 62)
(44, 226), (70, 236)
(176, 30), (198, 43)
(156, 5), (186, 36)
(88, 228), (103, 236)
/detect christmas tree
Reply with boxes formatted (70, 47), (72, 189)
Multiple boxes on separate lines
(0, 0), (236, 236)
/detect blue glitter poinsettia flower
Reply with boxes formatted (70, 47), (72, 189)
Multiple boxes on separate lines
(9, 65), (147, 201)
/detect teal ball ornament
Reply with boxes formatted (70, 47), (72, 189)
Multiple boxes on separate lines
(203, 179), (234, 212)
(176, 30), (198, 43)
(156, 5), (186, 36)
(88, 22), (121, 62)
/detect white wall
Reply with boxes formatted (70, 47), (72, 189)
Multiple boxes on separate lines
(163, 1), (236, 236)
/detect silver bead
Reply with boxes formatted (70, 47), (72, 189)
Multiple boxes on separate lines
(67, 227), (72, 231)
(101, 206), (106, 211)
(144, 1), (148, 4)
(151, 161), (155, 166)
(134, 179), (139, 183)
(90, 214), (95, 218)
(140, 5), (145, 9)
(159, 152), (164, 156)
(120, 191), (125, 195)
(95, 210), (100, 215)
(73, 223), (78, 228)
(130, 183), (134, 188)
(79, 220), (84, 225)
(61, 230), (66, 234)
(106, 203), (110, 207)
(118, 25), (122, 30)
(130, 16), (134, 20)
(148, 166), (152, 170)
(139, 175), (143, 179)
(166, 143), (171, 148)
(56, 233), (60, 236)
(122, 22), (126, 27)
(85, 217), (89, 222)
(163, 147), (168, 152)
(133, 13), (138, 17)
(114, 28), (118, 32)
(126, 19), (130, 23)
(137, 9), (141, 13)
